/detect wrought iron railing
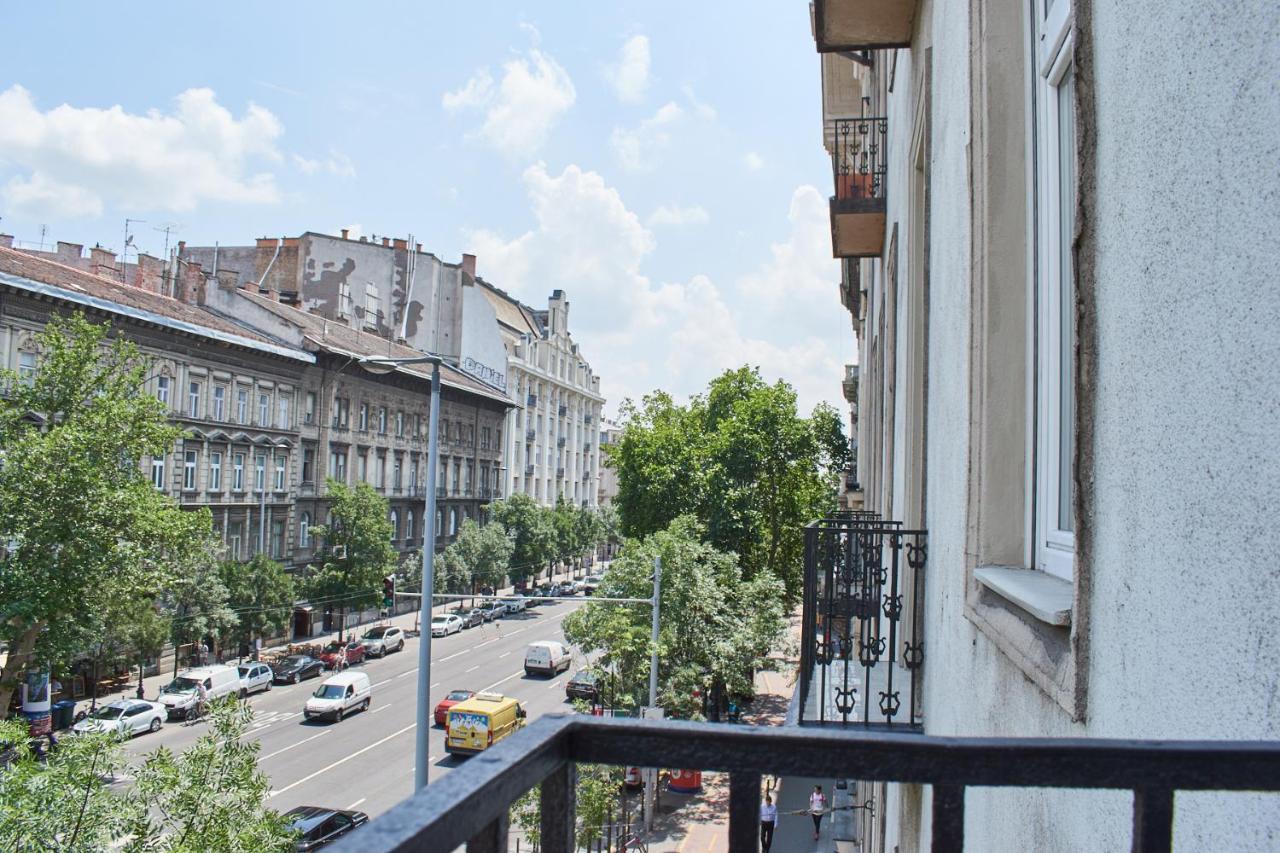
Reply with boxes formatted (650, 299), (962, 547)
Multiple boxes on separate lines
(329, 715), (1280, 853)
(831, 114), (887, 211)
(800, 512), (925, 728)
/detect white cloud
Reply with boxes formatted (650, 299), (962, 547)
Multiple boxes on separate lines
(605, 35), (651, 103)
(293, 148), (356, 178)
(681, 84), (717, 120)
(441, 49), (576, 158)
(743, 151), (765, 171)
(0, 85), (283, 218)
(463, 165), (849, 415)
(610, 101), (683, 171)
(647, 204), (709, 227)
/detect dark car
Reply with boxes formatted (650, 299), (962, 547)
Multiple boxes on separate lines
(284, 806), (368, 850)
(449, 606), (485, 629)
(317, 641), (365, 670)
(480, 602), (506, 621)
(565, 671), (602, 702)
(519, 587), (545, 607)
(272, 655), (324, 684)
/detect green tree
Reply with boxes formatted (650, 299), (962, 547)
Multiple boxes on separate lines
(573, 507), (605, 568)
(305, 479), (397, 640)
(219, 555), (296, 656)
(551, 496), (581, 568)
(488, 493), (554, 586)
(440, 519), (514, 602)
(0, 314), (211, 716)
(162, 537), (236, 673)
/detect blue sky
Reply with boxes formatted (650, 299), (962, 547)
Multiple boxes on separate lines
(0, 2), (853, 417)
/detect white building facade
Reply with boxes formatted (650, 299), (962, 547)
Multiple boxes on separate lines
(811, 0), (1279, 850)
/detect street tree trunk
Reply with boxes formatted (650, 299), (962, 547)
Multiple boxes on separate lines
(0, 621), (44, 720)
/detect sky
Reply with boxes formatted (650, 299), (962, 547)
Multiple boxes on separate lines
(0, 2), (854, 419)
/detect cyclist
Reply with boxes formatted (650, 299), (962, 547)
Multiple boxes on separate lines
(193, 680), (209, 721)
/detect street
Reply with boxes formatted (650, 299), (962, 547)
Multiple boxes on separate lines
(119, 598), (589, 820)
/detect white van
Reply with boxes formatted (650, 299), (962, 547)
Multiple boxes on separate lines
(304, 671), (372, 722)
(524, 641), (572, 676)
(158, 664), (240, 719)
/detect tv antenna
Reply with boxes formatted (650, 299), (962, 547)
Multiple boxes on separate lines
(122, 218), (146, 281)
(155, 222), (182, 260)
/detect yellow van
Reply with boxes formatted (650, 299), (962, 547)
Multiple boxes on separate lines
(445, 692), (526, 756)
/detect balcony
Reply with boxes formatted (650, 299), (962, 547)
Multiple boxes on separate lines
(527, 393), (537, 407)
(813, 0), (916, 52)
(525, 464), (535, 476)
(329, 714), (1280, 853)
(525, 428), (536, 442)
(584, 414), (593, 424)
(800, 512), (925, 728)
(829, 115), (888, 258)
(556, 436), (566, 448)
(556, 467), (565, 479)
(558, 403), (568, 417)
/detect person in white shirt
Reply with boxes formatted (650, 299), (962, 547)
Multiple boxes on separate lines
(810, 785), (827, 840)
(760, 794), (778, 851)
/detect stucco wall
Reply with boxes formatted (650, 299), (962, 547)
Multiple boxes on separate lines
(894, 0), (1280, 850)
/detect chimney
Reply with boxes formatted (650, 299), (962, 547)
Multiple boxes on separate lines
(135, 253), (165, 294)
(56, 241), (83, 262)
(89, 246), (116, 276)
(177, 240), (186, 254)
(255, 237), (275, 248)
(359, 236), (368, 243)
(393, 238), (407, 250)
(415, 243), (422, 253)
(381, 237), (390, 248)
(0, 234), (13, 249)
(341, 229), (349, 240)
(461, 253), (476, 278)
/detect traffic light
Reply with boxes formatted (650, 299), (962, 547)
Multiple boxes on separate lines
(383, 575), (396, 608)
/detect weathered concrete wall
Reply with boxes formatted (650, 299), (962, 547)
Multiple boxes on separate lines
(459, 279), (509, 393)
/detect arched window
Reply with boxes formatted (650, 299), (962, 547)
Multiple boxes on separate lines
(299, 512), (311, 548)
(390, 510), (400, 542)
(448, 508), (458, 536)
(406, 509), (415, 541)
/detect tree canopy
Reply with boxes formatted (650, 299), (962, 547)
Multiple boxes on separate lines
(487, 493), (554, 584)
(219, 554), (296, 654)
(304, 479), (396, 638)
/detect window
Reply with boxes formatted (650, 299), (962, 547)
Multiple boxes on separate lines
(255, 454), (266, 492)
(237, 388), (249, 424)
(270, 520), (285, 559)
(414, 414), (422, 438)
(329, 449), (347, 483)
(393, 455), (403, 490)
(359, 403), (369, 432)
(389, 510), (400, 541)
(377, 452), (387, 488)
(358, 450), (369, 483)
(406, 509), (415, 541)
(1032, 0), (1076, 581)
(228, 523), (243, 561)
(302, 447), (316, 483)
(156, 374), (170, 405)
(339, 281), (353, 317)
(275, 454), (287, 491)
(183, 451), (197, 490)
(209, 452), (222, 491)
(233, 453), (245, 491)
(332, 397), (349, 429)
(304, 392), (316, 425)
(299, 512), (312, 548)
(151, 455), (166, 489)
(255, 393), (268, 426)
(396, 411), (405, 437)
(212, 386), (226, 420)
(278, 396), (291, 429)
(365, 284), (380, 327)
(378, 407), (387, 435)
(187, 381), (201, 418)
(409, 459), (419, 491)
(448, 508), (458, 536)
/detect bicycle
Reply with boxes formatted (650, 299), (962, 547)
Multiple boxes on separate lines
(183, 702), (208, 726)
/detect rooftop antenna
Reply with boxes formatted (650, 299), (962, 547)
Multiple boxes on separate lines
(37, 224), (48, 251)
(155, 222), (181, 260)
(123, 218), (146, 281)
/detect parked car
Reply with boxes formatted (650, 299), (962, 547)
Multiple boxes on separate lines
(565, 671), (602, 703)
(284, 806), (369, 850)
(72, 699), (164, 737)
(271, 655), (325, 685)
(524, 641), (572, 676)
(582, 574), (604, 593)
(430, 614), (464, 637)
(303, 672), (372, 723)
(360, 625), (406, 657)
(501, 597), (527, 614)
(434, 689), (476, 726)
(237, 662), (273, 697)
(453, 608), (485, 629)
(479, 602), (506, 621)
(158, 665), (241, 719)
(571, 580), (586, 595)
(317, 640), (365, 670)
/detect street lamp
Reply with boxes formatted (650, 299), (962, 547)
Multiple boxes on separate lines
(359, 352), (443, 793)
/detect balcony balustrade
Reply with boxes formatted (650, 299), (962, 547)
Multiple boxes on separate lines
(526, 428), (536, 442)
(556, 467), (565, 479)
(584, 414), (593, 424)
(813, 0), (917, 52)
(525, 464), (535, 476)
(527, 393), (538, 407)
(329, 715), (1280, 853)
(800, 511), (925, 728)
(558, 403), (568, 416)
(830, 115), (888, 258)
(557, 436), (566, 448)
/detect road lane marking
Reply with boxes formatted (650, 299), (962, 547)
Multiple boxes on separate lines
(548, 680), (563, 690)
(259, 730), (331, 761)
(430, 681), (440, 688)
(465, 665), (480, 673)
(507, 628), (526, 636)
(476, 638), (499, 648)
(371, 703), (392, 714)
(398, 670), (416, 678)
(499, 651), (512, 658)
(481, 671), (524, 693)
(346, 798), (367, 810)
(269, 722), (416, 798)
(441, 649), (469, 662)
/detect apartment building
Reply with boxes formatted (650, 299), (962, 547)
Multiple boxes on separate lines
(480, 284), (605, 508)
(807, 0), (1279, 849)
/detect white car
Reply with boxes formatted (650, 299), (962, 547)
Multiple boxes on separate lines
(72, 699), (164, 738)
(430, 614), (464, 637)
(501, 597), (527, 614)
(303, 672), (372, 723)
(237, 662), (273, 697)
(360, 625), (406, 657)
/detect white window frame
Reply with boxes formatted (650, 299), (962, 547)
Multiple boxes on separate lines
(187, 381), (201, 419)
(209, 452), (223, 492)
(255, 454), (267, 492)
(364, 284), (380, 328)
(156, 374), (170, 405)
(275, 454), (287, 491)
(338, 281), (353, 318)
(259, 393), (270, 427)
(406, 509), (415, 541)
(359, 403), (369, 432)
(236, 388), (249, 424)
(151, 455), (166, 490)
(212, 386), (226, 421)
(183, 450), (198, 491)
(390, 509), (400, 542)
(1031, 0), (1076, 581)
(278, 396), (291, 429)
(299, 512), (312, 548)
(233, 453), (245, 492)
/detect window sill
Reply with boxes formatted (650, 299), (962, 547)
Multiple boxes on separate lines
(974, 567), (1072, 626)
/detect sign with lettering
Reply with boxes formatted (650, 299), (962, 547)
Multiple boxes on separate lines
(462, 356), (506, 391)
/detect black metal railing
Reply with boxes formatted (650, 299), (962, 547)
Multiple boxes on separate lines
(800, 512), (925, 728)
(330, 715), (1280, 853)
(831, 114), (887, 211)
(525, 428), (536, 442)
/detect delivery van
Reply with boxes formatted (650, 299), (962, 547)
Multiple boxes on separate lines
(445, 692), (526, 756)
(303, 671), (372, 722)
(158, 665), (240, 720)
(524, 641), (571, 676)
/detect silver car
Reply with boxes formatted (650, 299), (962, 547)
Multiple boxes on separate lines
(360, 625), (406, 657)
(237, 662), (273, 697)
(72, 699), (164, 738)
(501, 597), (527, 614)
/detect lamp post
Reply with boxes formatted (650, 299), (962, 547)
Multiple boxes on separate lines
(359, 352), (442, 793)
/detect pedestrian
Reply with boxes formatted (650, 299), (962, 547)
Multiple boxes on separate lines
(760, 793), (777, 852)
(810, 784), (827, 840)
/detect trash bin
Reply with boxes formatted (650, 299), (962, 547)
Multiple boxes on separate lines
(51, 700), (75, 730)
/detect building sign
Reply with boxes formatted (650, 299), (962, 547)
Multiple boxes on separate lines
(462, 356), (506, 392)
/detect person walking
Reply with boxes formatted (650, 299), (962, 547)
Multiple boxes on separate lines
(760, 793), (778, 851)
(810, 785), (828, 840)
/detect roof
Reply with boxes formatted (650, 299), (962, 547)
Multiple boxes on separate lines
(230, 289), (514, 406)
(476, 278), (542, 337)
(0, 247), (313, 364)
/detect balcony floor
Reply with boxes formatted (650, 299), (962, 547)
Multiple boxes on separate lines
(803, 658), (921, 729)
